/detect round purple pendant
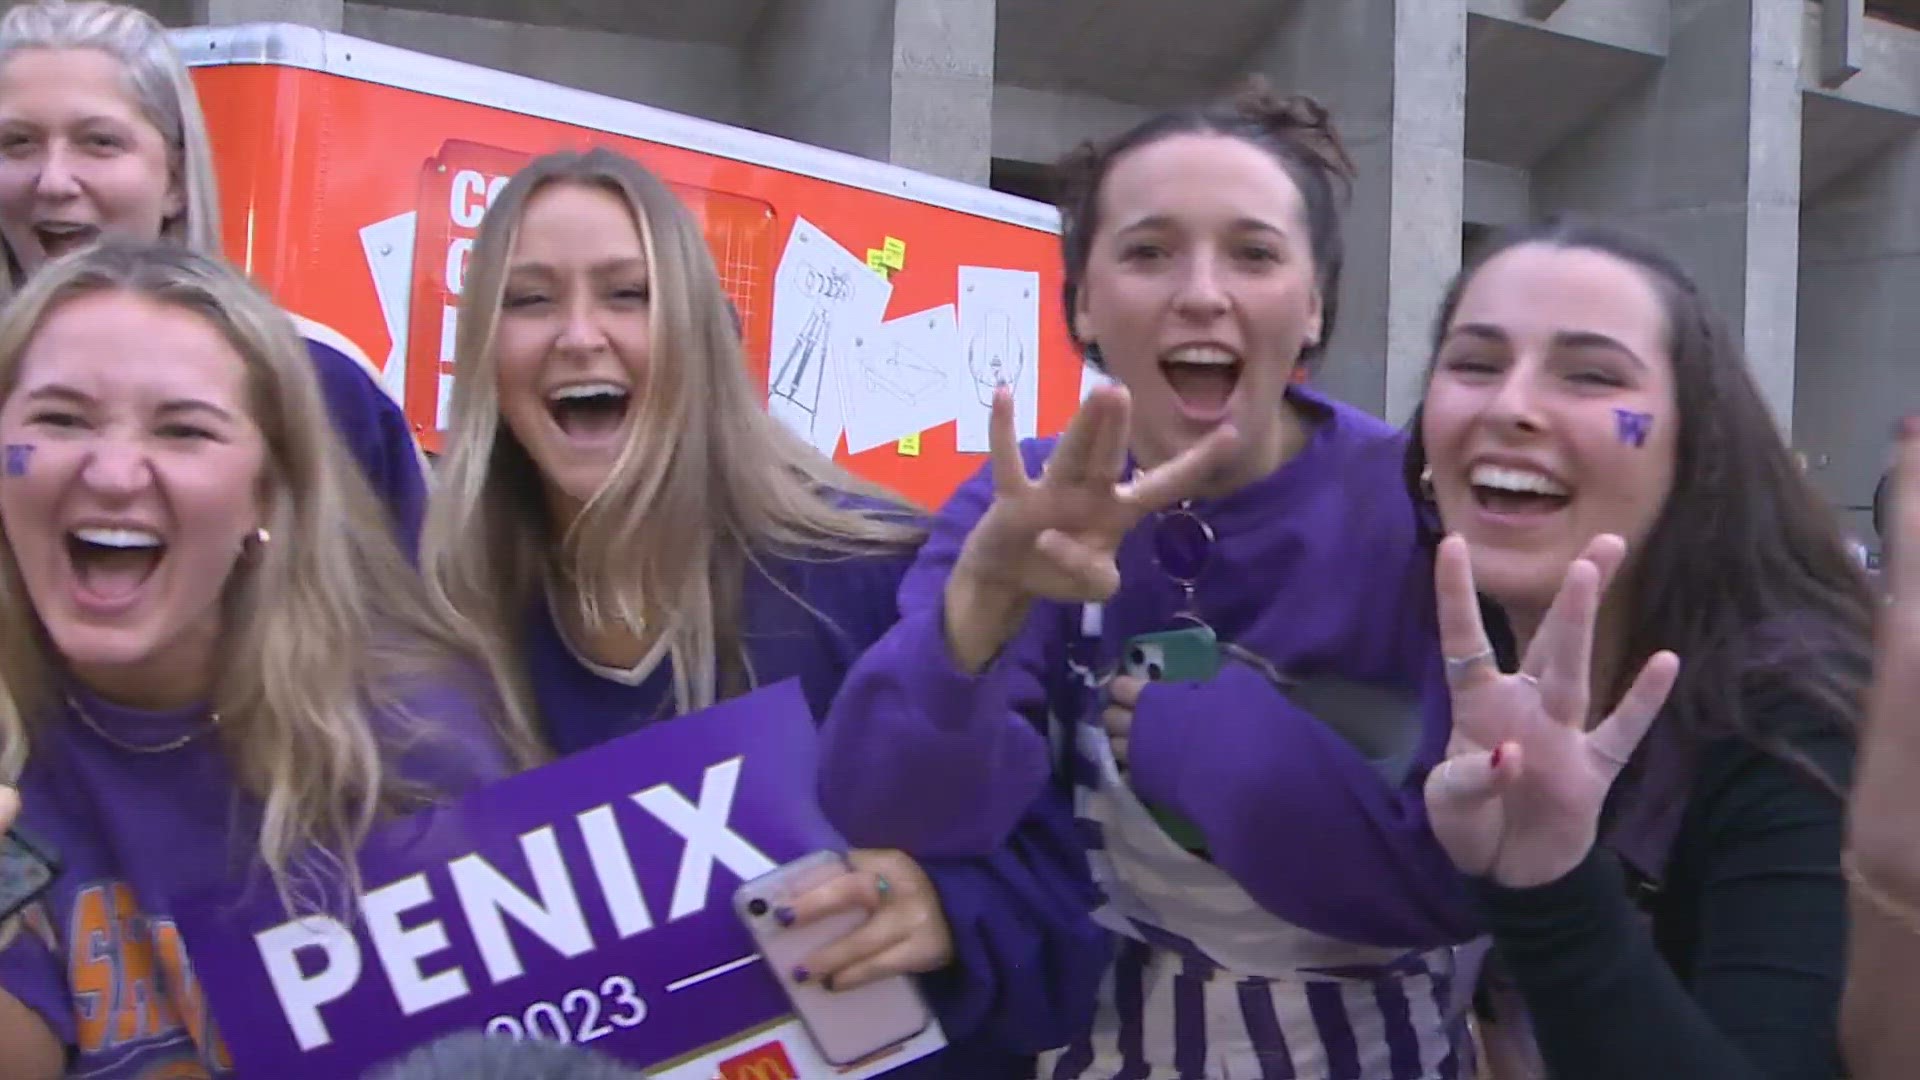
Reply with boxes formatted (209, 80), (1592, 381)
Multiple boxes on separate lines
(1153, 510), (1214, 583)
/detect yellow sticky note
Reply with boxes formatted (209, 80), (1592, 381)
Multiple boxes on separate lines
(896, 433), (922, 456)
(866, 249), (891, 276)
(880, 236), (907, 270)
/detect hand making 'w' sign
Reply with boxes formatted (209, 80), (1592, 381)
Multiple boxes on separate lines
(1423, 532), (1683, 888)
(943, 384), (1238, 673)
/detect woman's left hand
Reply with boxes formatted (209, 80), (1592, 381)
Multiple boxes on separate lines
(783, 849), (954, 992)
(1103, 676), (1145, 770)
(1424, 532), (1682, 889)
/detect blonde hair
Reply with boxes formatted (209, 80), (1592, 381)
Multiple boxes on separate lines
(0, 1), (222, 291)
(423, 148), (921, 744)
(0, 241), (522, 910)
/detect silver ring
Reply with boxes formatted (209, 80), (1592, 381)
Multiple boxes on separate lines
(873, 874), (892, 902)
(1444, 647), (1494, 677)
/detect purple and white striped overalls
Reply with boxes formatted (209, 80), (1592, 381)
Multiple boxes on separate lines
(1045, 603), (1488, 1079)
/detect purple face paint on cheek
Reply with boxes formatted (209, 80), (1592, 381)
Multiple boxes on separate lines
(4, 444), (31, 476)
(1614, 409), (1653, 449)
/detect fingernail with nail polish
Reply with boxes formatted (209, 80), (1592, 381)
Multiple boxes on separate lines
(774, 906), (795, 927)
(793, 966), (810, 984)
(1901, 415), (1920, 440)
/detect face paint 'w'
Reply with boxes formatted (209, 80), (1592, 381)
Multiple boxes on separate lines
(4, 444), (31, 476)
(1614, 409), (1652, 449)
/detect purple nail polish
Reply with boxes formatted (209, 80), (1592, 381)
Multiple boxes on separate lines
(792, 966), (810, 984)
(774, 905), (795, 927)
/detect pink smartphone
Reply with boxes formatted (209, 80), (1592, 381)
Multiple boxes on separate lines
(735, 850), (933, 1068)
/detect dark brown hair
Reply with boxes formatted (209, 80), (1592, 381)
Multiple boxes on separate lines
(1053, 79), (1357, 369)
(1405, 216), (1871, 766)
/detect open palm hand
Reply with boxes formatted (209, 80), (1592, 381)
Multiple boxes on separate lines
(1424, 533), (1681, 889)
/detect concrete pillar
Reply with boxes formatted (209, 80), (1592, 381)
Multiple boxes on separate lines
(193, 0), (341, 28)
(1796, 132), (1920, 544)
(745, 0), (994, 185)
(1250, 0), (1470, 425)
(1532, 0), (1804, 433)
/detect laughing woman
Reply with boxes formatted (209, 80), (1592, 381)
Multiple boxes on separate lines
(0, 0), (429, 549)
(1413, 218), (1866, 1079)
(420, 147), (1107, 1077)
(0, 242), (517, 1079)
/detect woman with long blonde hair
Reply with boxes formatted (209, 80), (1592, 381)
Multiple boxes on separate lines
(0, 0), (430, 550)
(422, 146), (1107, 1077)
(0, 242), (516, 1080)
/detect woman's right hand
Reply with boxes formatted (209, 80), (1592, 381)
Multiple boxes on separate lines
(944, 384), (1237, 673)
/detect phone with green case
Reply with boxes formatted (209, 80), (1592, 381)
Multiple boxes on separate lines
(1121, 626), (1219, 852)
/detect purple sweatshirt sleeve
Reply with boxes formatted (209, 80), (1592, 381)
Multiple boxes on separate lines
(913, 784), (1110, 1055)
(0, 913), (75, 1052)
(1127, 663), (1482, 948)
(819, 454), (1057, 858)
(301, 334), (430, 559)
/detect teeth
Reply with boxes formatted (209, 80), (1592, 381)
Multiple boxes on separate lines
(1471, 464), (1568, 497)
(548, 382), (628, 403)
(1163, 346), (1237, 367)
(72, 527), (163, 549)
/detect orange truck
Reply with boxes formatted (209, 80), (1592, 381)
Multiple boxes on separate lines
(173, 22), (1093, 510)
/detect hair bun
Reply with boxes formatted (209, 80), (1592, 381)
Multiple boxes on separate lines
(1228, 78), (1356, 185)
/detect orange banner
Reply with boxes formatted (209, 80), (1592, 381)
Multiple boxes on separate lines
(192, 64), (1074, 510)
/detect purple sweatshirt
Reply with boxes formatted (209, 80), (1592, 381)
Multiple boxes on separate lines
(529, 533), (1110, 1077)
(820, 387), (1483, 950)
(0, 679), (513, 1078)
(300, 327), (429, 557)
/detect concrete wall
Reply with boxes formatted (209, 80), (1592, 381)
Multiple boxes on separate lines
(1249, 0), (1469, 426)
(1533, 0), (1805, 432)
(343, 4), (749, 124)
(1797, 131), (1920, 545)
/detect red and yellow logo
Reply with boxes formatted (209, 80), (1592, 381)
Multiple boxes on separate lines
(717, 1040), (800, 1080)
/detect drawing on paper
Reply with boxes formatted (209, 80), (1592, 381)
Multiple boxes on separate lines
(967, 309), (1027, 406)
(769, 263), (852, 425)
(858, 338), (947, 406)
(839, 304), (964, 455)
(954, 267), (1041, 453)
(767, 219), (893, 455)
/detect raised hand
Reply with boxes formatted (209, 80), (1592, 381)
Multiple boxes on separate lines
(1424, 533), (1681, 888)
(944, 384), (1238, 672)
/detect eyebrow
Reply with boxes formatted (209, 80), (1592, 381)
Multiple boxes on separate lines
(508, 257), (649, 277)
(1113, 214), (1289, 239)
(23, 383), (237, 421)
(1448, 323), (1648, 370)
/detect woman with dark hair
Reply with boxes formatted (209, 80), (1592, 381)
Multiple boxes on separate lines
(821, 85), (1485, 1077)
(1410, 217), (1866, 1078)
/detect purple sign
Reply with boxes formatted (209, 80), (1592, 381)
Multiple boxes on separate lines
(172, 679), (848, 1077)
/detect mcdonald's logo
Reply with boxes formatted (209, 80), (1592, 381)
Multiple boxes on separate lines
(717, 1039), (799, 1080)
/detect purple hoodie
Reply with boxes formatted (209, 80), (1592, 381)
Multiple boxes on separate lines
(819, 386), (1483, 950)
(300, 327), (428, 557)
(0, 678), (513, 1078)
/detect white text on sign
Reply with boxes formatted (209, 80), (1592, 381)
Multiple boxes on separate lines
(254, 757), (776, 1051)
